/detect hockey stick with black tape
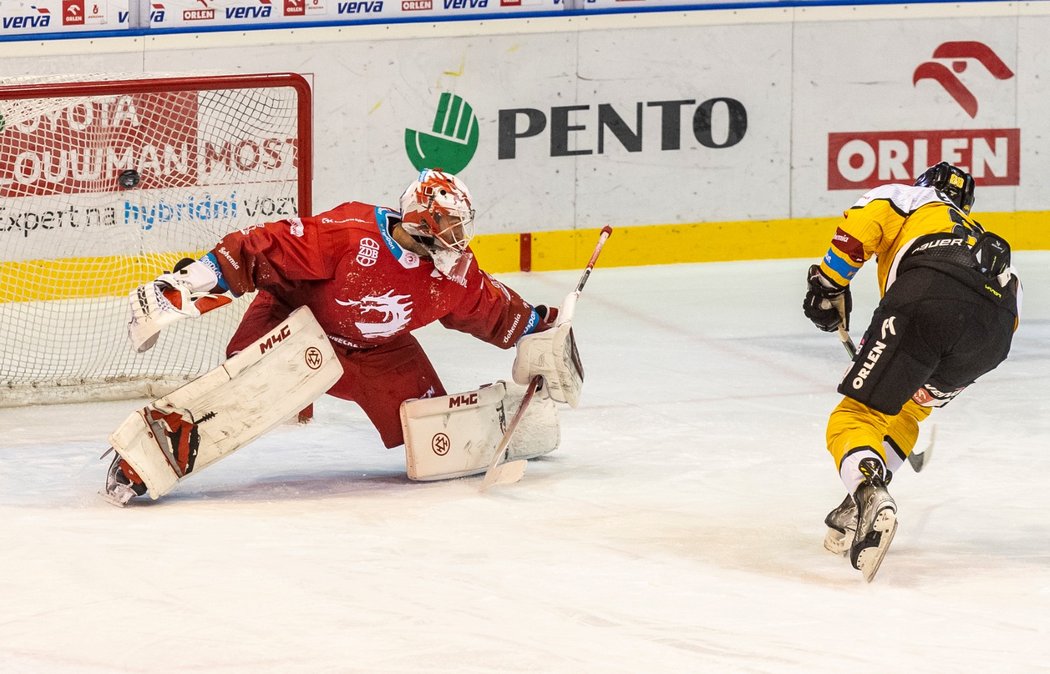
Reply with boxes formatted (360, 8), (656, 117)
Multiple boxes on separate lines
(480, 225), (614, 492)
(833, 298), (931, 472)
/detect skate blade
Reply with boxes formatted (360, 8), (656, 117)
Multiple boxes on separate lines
(823, 527), (854, 556)
(856, 509), (898, 582)
(100, 489), (130, 508)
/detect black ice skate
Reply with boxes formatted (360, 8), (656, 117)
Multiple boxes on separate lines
(823, 493), (857, 555)
(849, 457), (898, 582)
(101, 450), (147, 507)
(824, 468), (893, 555)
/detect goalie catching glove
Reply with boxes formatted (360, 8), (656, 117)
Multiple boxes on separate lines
(512, 313), (584, 408)
(129, 257), (232, 352)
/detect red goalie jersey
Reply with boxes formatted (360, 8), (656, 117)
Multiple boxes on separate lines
(203, 201), (544, 448)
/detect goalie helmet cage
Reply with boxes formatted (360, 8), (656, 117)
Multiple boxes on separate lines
(0, 72), (313, 407)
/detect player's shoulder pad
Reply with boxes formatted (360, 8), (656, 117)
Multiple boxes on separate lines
(849, 184), (951, 216)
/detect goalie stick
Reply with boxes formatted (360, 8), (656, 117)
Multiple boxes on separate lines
(480, 225), (614, 492)
(834, 300), (930, 473)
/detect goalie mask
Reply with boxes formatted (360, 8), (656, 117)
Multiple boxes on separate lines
(914, 162), (976, 214)
(399, 169), (476, 282)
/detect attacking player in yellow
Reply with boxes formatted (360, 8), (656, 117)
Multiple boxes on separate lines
(802, 162), (1021, 581)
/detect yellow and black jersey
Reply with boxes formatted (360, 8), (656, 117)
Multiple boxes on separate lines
(818, 184), (985, 296)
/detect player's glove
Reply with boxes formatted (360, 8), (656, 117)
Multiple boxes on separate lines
(803, 264), (851, 332)
(128, 258), (231, 353)
(534, 305), (559, 331)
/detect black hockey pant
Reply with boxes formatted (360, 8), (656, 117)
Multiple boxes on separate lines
(838, 267), (1016, 416)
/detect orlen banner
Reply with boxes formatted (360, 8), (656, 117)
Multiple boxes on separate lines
(0, 86), (300, 258)
(0, 0), (130, 36)
(792, 26), (1024, 217)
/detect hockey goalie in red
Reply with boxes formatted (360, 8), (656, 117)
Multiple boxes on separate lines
(104, 169), (579, 505)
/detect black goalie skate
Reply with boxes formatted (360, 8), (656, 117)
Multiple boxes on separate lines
(849, 457), (898, 582)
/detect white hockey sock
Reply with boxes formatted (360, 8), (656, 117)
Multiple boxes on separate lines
(839, 448), (886, 495)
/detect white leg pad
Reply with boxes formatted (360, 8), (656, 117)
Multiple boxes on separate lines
(400, 381), (559, 481)
(109, 306), (343, 499)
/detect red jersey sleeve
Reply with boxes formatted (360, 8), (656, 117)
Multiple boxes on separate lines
(440, 257), (537, 349)
(207, 205), (356, 296)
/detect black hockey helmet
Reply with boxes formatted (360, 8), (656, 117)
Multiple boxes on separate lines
(914, 162), (976, 214)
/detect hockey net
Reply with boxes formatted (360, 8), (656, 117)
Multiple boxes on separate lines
(0, 73), (312, 406)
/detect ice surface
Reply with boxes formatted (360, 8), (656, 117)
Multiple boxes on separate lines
(2, 254), (1049, 673)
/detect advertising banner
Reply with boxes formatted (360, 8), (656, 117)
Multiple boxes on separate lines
(792, 20), (1025, 217)
(0, 0), (565, 35)
(0, 0), (130, 36)
(267, 22), (792, 233)
(0, 85), (301, 259)
(125, 0), (563, 28)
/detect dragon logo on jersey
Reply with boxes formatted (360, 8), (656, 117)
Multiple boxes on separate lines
(404, 92), (479, 173)
(336, 290), (413, 338)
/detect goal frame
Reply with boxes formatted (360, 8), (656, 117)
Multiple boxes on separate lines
(0, 72), (314, 408)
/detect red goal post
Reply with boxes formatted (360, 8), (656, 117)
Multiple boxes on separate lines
(0, 72), (313, 407)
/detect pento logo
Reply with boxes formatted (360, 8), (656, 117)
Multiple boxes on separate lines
(913, 42), (1014, 119)
(405, 92), (479, 173)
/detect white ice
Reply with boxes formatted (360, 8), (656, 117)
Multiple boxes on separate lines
(2, 254), (1049, 673)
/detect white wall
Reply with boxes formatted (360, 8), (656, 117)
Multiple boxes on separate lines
(1, 2), (1044, 235)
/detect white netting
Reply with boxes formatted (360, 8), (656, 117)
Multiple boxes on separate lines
(0, 73), (310, 406)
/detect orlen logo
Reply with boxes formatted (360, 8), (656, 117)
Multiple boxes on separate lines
(184, 0), (215, 20)
(3, 6), (51, 29)
(913, 41), (1014, 119)
(226, 0), (272, 19)
(402, 0), (431, 9)
(284, 0), (325, 14)
(828, 129), (1019, 190)
(62, 0), (84, 25)
(828, 42), (1018, 190)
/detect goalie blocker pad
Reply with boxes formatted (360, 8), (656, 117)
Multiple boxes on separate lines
(108, 306), (343, 499)
(400, 381), (559, 481)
